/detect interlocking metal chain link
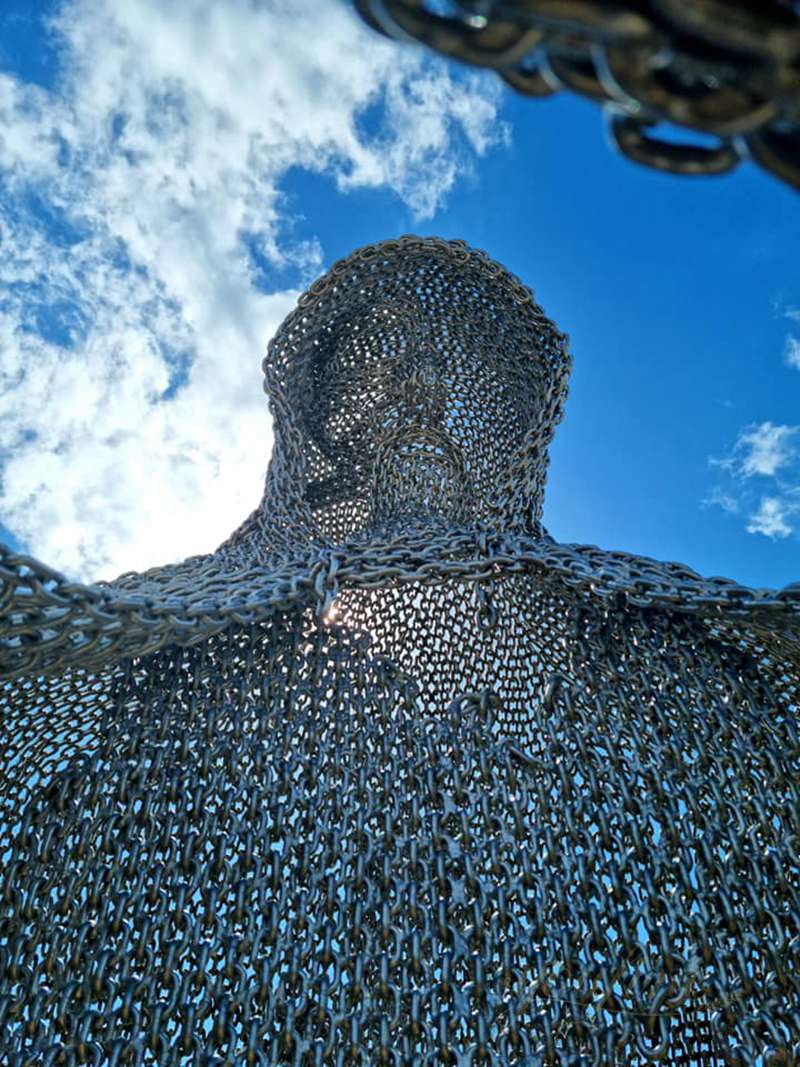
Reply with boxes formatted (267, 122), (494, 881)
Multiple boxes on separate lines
(354, 1), (800, 191)
(2, 237), (800, 1065)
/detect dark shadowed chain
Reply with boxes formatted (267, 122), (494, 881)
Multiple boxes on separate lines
(355, 0), (800, 191)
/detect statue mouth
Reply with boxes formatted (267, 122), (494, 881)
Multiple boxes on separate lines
(373, 420), (468, 477)
(377, 421), (456, 455)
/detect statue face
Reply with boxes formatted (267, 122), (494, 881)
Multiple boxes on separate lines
(262, 239), (569, 544)
(307, 290), (540, 530)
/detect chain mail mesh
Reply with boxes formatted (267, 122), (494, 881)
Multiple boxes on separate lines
(2, 236), (800, 1066)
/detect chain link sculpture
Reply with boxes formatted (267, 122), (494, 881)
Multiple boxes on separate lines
(355, 1), (800, 193)
(2, 236), (800, 1066)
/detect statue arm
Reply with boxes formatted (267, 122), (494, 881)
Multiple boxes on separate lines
(0, 543), (222, 680)
(541, 537), (800, 661)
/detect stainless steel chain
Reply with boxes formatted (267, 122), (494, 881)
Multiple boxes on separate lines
(2, 237), (799, 1065)
(355, 1), (800, 191)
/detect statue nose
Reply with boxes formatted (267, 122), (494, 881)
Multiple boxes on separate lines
(386, 364), (447, 430)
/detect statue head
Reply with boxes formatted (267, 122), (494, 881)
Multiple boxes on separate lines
(234, 237), (571, 556)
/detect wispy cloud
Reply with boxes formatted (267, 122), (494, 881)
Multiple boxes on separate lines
(736, 422), (797, 477)
(708, 422), (800, 540)
(775, 301), (800, 370)
(707, 294), (800, 543)
(702, 487), (739, 515)
(747, 497), (796, 540)
(0, 0), (507, 580)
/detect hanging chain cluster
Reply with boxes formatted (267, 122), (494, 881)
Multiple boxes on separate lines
(354, 1), (800, 191)
(2, 237), (800, 1065)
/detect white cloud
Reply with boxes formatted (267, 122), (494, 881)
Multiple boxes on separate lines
(779, 302), (800, 371)
(703, 488), (739, 514)
(785, 335), (800, 370)
(0, 0), (507, 580)
(707, 421), (800, 542)
(707, 303), (800, 543)
(747, 497), (795, 539)
(736, 422), (797, 477)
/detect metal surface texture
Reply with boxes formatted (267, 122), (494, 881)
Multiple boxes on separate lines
(2, 236), (800, 1065)
(354, 1), (800, 192)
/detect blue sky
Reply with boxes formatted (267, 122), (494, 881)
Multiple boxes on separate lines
(0, 0), (798, 590)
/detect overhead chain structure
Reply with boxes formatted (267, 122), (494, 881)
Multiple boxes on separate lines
(2, 236), (800, 1065)
(355, 1), (800, 192)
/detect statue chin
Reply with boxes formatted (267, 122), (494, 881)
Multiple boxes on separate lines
(367, 425), (473, 531)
